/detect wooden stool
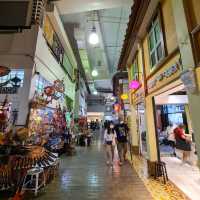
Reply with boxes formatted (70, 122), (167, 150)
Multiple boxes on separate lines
(154, 161), (168, 184)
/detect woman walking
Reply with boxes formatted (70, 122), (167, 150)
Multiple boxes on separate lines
(104, 122), (116, 166)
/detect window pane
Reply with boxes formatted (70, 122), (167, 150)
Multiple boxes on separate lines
(149, 32), (155, 51)
(151, 52), (156, 67)
(157, 43), (163, 61)
(154, 22), (161, 43)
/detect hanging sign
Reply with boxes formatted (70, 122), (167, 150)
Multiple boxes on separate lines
(147, 62), (180, 91)
(129, 80), (141, 90)
(120, 93), (129, 100)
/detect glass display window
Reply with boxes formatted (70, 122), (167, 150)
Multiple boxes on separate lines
(0, 69), (24, 87)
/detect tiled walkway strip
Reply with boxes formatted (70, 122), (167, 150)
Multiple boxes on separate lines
(128, 155), (190, 200)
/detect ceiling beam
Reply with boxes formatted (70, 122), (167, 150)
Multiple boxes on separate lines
(56, 0), (133, 15)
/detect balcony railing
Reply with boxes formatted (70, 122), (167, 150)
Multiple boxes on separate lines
(43, 15), (75, 81)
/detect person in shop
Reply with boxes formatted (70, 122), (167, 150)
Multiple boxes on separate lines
(90, 120), (96, 132)
(174, 124), (192, 163)
(104, 122), (117, 166)
(114, 118), (129, 165)
(166, 122), (177, 156)
(84, 126), (92, 147)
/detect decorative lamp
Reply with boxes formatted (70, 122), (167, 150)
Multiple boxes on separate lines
(93, 90), (98, 95)
(114, 104), (121, 112)
(129, 80), (140, 90)
(91, 69), (98, 77)
(88, 26), (99, 45)
(0, 66), (10, 77)
(120, 93), (129, 100)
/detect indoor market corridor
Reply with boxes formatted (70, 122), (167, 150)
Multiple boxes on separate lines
(34, 131), (152, 200)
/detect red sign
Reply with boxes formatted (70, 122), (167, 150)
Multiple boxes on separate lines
(0, 66), (10, 77)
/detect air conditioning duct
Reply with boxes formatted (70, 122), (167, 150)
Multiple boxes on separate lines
(0, 0), (50, 32)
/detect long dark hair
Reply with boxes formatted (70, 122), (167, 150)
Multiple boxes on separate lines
(107, 123), (114, 134)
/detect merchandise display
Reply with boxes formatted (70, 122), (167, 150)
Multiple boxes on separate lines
(0, 144), (58, 192)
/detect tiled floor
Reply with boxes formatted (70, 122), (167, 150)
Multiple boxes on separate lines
(27, 134), (152, 200)
(162, 156), (200, 200)
(129, 155), (190, 200)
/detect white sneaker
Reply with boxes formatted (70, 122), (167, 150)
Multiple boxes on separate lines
(106, 161), (110, 165)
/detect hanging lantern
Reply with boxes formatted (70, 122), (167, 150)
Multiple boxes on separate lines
(120, 93), (129, 100)
(44, 86), (55, 96)
(114, 103), (121, 112)
(129, 80), (140, 90)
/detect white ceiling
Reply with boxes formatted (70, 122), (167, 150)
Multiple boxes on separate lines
(56, 0), (132, 14)
(99, 7), (130, 73)
(57, 1), (132, 92)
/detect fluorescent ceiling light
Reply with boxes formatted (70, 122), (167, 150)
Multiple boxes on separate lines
(93, 91), (98, 95)
(88, 26), (99, 45)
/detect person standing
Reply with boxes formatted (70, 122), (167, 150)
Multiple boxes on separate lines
(167, 123), (176, 156)
(174, 124), (192, 163)
(104, 122), (116, 166)
(115, 118), (129, 165)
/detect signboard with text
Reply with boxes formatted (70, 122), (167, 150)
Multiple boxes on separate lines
(0, 87), (18, 94)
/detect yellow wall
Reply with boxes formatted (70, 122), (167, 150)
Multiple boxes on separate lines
(196, 67), (200, 90)
(142, 0), (178, 77)
(161, 0), (178, 54)
(147, 53), (181, 94)
(142, 37), (151, 76)
(189, 0), (200, 27)
(138, 48), (144, 82)
(145, 96), (158, 161)
(185, 105), (193, 134)
(128, 66), (132, 83)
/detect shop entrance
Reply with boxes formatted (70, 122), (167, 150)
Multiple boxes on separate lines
(153, 83), (200, 200)
(136, 103), (147, 156)
(154, 84), (196, 159)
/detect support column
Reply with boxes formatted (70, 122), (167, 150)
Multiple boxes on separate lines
(145, 96), (158, 175)
(129, 104), (139, 155)
(172, 0), (200, 167)
(185, 105), (193, 134)
(17, 67), (33, 126)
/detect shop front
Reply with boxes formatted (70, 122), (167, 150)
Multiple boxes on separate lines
(0, 67), (33, 128)
(144, 55), (200, 198)
(129, 86), (147, 156)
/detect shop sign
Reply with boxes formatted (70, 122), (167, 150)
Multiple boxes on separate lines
(0, 87), (17, 94)
(134, 88), (145, 104)
(180, 68), (197, 93)
(147, 62), (180, 91)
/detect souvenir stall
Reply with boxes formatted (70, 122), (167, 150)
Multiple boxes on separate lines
(0, 79), (64, 198)
(28, 79), (68, 154)
(0, 112), (59, 198)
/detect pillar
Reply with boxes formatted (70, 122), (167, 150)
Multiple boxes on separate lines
(17, 67), (33, 126)
(185, 105), (193, 134)
(145, 95), (159, 175)
(129, 104), (139, 155)
(172, 0), (200, 167)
